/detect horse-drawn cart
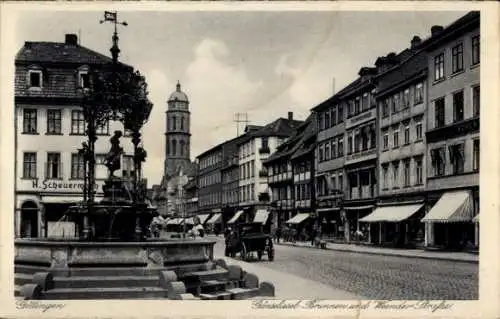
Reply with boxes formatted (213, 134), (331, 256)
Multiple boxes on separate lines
(225, 222), (274, 261)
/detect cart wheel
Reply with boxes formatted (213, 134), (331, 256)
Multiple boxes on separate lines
(240, 243), (247, 261)
(257, 250), (263, 260)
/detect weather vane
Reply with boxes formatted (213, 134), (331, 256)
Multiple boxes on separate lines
(100, 11), (128, 64)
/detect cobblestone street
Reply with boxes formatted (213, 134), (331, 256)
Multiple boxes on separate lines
(213, 237), (478, 300)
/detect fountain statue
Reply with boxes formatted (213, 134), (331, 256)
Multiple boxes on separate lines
(104, 130), (124, 178)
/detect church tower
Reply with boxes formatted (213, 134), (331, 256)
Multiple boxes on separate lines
(164, 81), (191, 178)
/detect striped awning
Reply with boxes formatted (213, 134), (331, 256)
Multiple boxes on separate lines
(197, 214), (211, 224)
(253, 209), (270, 224)
(359, 204), (423, 223)
(421, 191), (474, 223)
(286, 213), (310, 224)
(472, 214), (480, 223)
(227, 210), (244, 224)
(206, 213), (222, 224)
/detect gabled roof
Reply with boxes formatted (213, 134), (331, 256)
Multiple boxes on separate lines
(16, 41), (123, 66)
(251, 117), (304, 138)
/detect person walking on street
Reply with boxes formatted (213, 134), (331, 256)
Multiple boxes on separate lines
(275, 225), (281, 243)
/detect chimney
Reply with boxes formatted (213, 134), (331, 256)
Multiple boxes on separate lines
(288, 112), (293, 121)
(65, 34), (78, 45)
(431, 26), (444, 37)
(411, 36), (422, 49)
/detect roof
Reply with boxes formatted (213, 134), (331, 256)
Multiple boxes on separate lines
(168, 82), (189, 103)
(16, 41), (127, 67)
(240, 118), (304, 147)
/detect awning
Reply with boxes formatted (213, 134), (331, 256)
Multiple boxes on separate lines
(344, 205), (374, 211)
(472, 213), (480, 223)
(166, 218), (184, 225)
(184, 217), (194, 225)
(196, 214), (211, 224)
(316, 207), (340, 213)
(41, 196), (82, 204)
(253, 209), (270, 224)
(421, 191), (474, 223)
(286, 213), (310, 224)
(359, 204), (423, 223)
(206, 213), (222, 224)
(227, 210), (244, 224)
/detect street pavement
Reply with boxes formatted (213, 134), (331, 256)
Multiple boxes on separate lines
(211, 236), (478, 300)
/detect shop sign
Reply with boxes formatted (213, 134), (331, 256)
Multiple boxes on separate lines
(31, 179), (99, 191)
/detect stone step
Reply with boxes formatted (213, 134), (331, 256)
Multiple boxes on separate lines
(199, 291), (232, 300)
(43, 287), (168, 300)
(15, 264), (49, 275)
(15, 273), (34, 286)
(53, 276), (158, 289)
(187, 267), (228, 282)
(227, 287), (260, 300)
(14, 285), (23, 298)
(66, 267), (163, 277)
(199, 280), (228, 294)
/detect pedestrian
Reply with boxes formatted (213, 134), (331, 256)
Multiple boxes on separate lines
(275, 226), (281, 244)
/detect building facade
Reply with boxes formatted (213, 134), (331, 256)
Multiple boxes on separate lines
(420, 12), (480, 249)
(15, 34), (137, 238)
(197, 145), (223, 217)
(237, 113), (302, 223)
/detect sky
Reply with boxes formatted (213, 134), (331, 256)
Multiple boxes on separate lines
(13, 9), (467, 185)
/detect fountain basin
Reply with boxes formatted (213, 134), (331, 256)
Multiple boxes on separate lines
(15, 237), (216, 272)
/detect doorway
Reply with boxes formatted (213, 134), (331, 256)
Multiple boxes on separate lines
(21, 201), (39, 238)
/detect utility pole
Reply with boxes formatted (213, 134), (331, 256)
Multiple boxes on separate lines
(234, 113), (249, 137)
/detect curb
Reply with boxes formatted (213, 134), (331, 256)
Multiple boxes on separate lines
(277, 242), (479, 264)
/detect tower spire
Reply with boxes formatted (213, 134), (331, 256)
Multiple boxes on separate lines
(176, 81), (181, 92)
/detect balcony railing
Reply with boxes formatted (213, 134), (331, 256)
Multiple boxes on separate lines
(345, 147), (377, 164)
(268, 171), (293, 183)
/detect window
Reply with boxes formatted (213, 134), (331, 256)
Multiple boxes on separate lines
(392, 95), (398, 113)
(261, 137), (269, 149)
(362, 93), (369, 111)
(96, 120), (109, 135)
(338, 104), (344, 123)
(71, 153), (85, 179)
(434, 53), (445, 81)
(325, 143), (330, 161)
(472, 85), (480, 116)
(453, 91), (464, 122)
(331, 140), (336, 159)
(172, 139), (177, 155)
(472, 35), (480, 65)
(414, 83), (423, 104)
(172, 116), (176, 130)
(71, 110), (85, 134)
(347, 133), (353, 155)
(382, 165), (388, 189)
(393, 162), (399, 188)
(348, 101), (354, 117)
(451, 43), (464, 73)
(79, 72), (90, 89)
(251, 160), (254, 177)
(415, 157), (423, 185)
(415, 121), (423, 140)
(473, 139), (480, 171)
(47, 109), (62, 134)
(331, 107), (337, 126)
(324, 111), (330, 129)
(180, 117), (184, 130)
(46, 152), (61, 179)
(29, 70), (42, 88)
(403, 89), (410, 108)
(338, 136), (344, 157)
(318, 113), (324, 130)
(338, 174), (343, 191)
(431, 148), (445, 177)
(23, 152), (37, 178)
(23, 109), (37, 134)
(383, 132), (389, 150)
(393, 130), (399, 147)
(403, 159), (410, 187)
(449, 144), (465, 174)
(354, 97), (361, 114)
(319, 144), (324, 162)
(382, 100), (389, 117)
(404, 126), (410, 145)
(435, 98), (445, 128)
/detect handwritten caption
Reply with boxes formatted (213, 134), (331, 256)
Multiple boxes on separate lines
(16, 300), (66, 312)
(252, 300), (453, 313)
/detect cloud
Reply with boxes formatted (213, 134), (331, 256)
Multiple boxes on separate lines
(185, 38), (263, 157)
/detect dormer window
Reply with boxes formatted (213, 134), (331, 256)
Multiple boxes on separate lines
(28, 70), (42, 88)
(79, 72), (90, 89)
